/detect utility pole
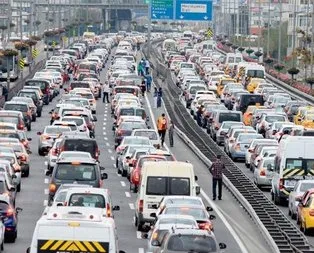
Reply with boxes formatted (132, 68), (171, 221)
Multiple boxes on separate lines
(267, 0), (270, 57)
(19, 0), (23, 41)
(147, 0), (151, 58)
(292, 0), (297, 67)
(257, 0), (261, 53)
(305, 0), (310, 79)
(311, 1), (314, 76)
(278, 0), (282, 63)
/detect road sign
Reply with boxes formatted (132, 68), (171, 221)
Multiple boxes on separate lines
(175, 0), (212, 21)
(151, 0), (174, 20)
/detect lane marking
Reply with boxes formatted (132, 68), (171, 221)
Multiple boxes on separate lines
(44, 189), (49, 195)
(44, 178), (49, 184)
(113, 163), (116, 168)
(129, 203), (135, 210)
(103, 126), (106, 130)
(125, 192), (131, 198)
(106, 143), (110, 147)
(104, 137), (108, 140)
(120, 181), (126, 187)
(201, 189), (249, 253)
(103, 122), (107, 125)
(103, 132), (107, 135)
(110, 156), (114, 160)
(108, 149), (112, 153)
(136, 232), (142, 239)
(138, 248), (144, 253)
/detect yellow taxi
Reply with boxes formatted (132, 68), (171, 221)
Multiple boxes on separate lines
(217, 77), (236, 97)
(297, 189), (314, 234)
(243, 105), (266, 126)
(299, 114), (314, 129)
(294, 106), (314, 125)
(246, 78), (265, 93)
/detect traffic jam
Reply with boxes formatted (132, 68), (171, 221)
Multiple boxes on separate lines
(163, 31), (314, 236)
(0, 31), (236, 253)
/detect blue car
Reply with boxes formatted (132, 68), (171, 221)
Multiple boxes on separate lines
(0, 196), (22, 242)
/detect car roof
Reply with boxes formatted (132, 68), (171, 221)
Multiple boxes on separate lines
(56, 157), (96, 164)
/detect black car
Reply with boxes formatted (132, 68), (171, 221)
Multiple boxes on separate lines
(17, 89), (43, 117)
(24, 79), (50, 105)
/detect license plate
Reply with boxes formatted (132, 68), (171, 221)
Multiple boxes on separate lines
(148, 203), (157, 209)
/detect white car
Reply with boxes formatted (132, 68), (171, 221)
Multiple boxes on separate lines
(131, 129), (161, 148)
(60, 116), (90, 136)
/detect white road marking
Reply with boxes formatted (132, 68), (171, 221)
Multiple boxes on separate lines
(129, 203), (135, 210)
(138, 248), (144, 253)
(44, 178), (49, 184)
(103, 122), (107, 125)
(103, 132), (107, 135)
(103, 126), (106, 130)
(136, 232), (142, 239)
(104, 137), (108, 140)
(106, 143), (110, 146)
(110, 156), (114, 160)
(125, 192), (131, 198)
(113, 163), (116, 168)
(120, 181), (126, 187)
(201, 189), (249, 253)
(108, 149), (112, 153)
(44, 189), (49, 195)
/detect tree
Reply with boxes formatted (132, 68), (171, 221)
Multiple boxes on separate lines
(287, 67), (300, 80)
(305, 77), (314, 90)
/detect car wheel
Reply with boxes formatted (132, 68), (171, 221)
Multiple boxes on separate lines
(245, 163), (249, 168)
(17, 183), (21, 192)
(288, 207), (291, 216)
(296, 214), (300, 225)
(38, 149), (45, 156)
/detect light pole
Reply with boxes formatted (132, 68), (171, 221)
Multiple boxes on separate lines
(277, 0), (282, 63)
(311, 1), (314, 76)
(305, 0), (310, 79)
(291, 0), (297, 68)
(266, 0), (270, 57)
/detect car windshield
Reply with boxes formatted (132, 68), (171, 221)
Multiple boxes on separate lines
(219, 113), (241, 122)
(63, 140), (95, 155)
(55, 163), (96, 181)
(238, 134), (261, 142)
(146, 177), (190, 196)
(4, 104), (27, 112)
(164, 207), (207, 220)
(0, 133), (19, 139)
(55, 191), (67, 202)
(0, 201), (9, 212)
(159, 218), (196, 226)
(164, 198), (202, 206)
(222, 122), (242, 129)
(265, 115), (286, 123)
(45, 127), (70, 134)
(167, 234), (217, 252)
(62, 118), (83, 126)
(69, 193), (105, 208)
(275, 97), (290, 103)
(120, 122), (146, 131)
(123, 138), (150, 146)
(300, 182), (314, 192)
(19, 92), (36, 99)
(190, 86), (205, 94)
(59, 152), (91, 159)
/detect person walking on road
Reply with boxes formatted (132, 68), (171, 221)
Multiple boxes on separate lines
(145, 74), (152, 92)
(168, 120), (174, 147)
(102, 82), (110, 103)
(145, 59), (150, 75)
(157, 87), (163, 108)
(209, 154), (224, 200)
(153, 87), (158, 108)
(140, 80), (146, 96)
(157, 113), (168, 147)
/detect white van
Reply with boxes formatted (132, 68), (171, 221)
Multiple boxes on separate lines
(162, 39), (177, 52)
(27, 207), (125, 253)
(134, 161), (200, 231)
(272, 136), (314, 205)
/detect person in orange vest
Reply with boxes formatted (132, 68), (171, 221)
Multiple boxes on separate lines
(157, 113), (168, 147)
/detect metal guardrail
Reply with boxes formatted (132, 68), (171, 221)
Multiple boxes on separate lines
(143, 40), (314, 253)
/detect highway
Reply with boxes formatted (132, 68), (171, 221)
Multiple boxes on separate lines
(1, 47), (273, 253)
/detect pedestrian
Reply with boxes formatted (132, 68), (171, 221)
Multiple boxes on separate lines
(138, 62), (143, 76)
(102, 82), (110, 103)
(145, 74), (152, 92)
(145, 59), (150, 75)
(209, 154), (224, 200)
(168, 120), (174, 147)
(157, 87), (162, 108)
(2, 83), (8, 102)
(140, 80), (146, 96)
(196, 105), (204, 126)
(153, 87), (158, 108)
(157, 113), (168, 147)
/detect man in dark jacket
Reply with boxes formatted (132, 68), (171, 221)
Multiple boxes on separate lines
(209, 154), (224, 200)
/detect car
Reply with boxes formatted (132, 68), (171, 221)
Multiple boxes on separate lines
(0, 195), (21, 243)
(0, 111), (25, 131)
(152, 227), (226, 252)
(253, 157), (275, 188)
(114, 120), (147, 147)
(131, 129), (160, 148)
(46, 157), (107, 202)
(10, 96), (37, 121)
(17, 89), (43, 117)
(296, 188), (314, 234)
(60, 116), (90, 136)
(288, 180), (314, 220)
(37, 126), (72, 156)
(52, 120), (78, 131)
(0, 152), (21, 192)
(215, 121), (244, 146)
(0, 172), (17, 206)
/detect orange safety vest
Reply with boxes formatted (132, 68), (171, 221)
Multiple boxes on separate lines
(157, 116), (167, 131)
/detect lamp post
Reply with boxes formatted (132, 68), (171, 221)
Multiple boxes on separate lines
(277, 0), (282, 63)
(311, 1), (314, 76)
(266, 0), (270, 57)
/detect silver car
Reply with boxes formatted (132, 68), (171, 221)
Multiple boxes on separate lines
(215, 121), (243, 146)
(253, 157), (275, 188)
(288, 180), (314, 220)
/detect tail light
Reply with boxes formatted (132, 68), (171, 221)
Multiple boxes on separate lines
(117, 130), (125, 136)
(45, 87), (50, 94)
(83, 125), (87, 131)
(234, 143), (240, 151)
(106, 203), (111, 217)
(51, 148), (58, 156)
(138, 199), (143, 213)
(95, 147), (99, 160)
(20, 154), (27, 162)
(260, 169), (266, 176)
(214, 124), (219, 130)
(41, 134), (51, 140)
(6, 208), (14, 216)
(18, 123), (24, 130)
(309, 209), (314, 216)
(198, 222), (212, 231)
(133, 171), (140, 185)
(49, 183), (57, 193)
(279, 178), (284, 190)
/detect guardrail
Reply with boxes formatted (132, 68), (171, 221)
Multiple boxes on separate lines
(143, 39), (314, 253)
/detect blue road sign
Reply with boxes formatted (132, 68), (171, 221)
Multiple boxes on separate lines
(151, 0), (174, 20)
(175, 0), (213, 21)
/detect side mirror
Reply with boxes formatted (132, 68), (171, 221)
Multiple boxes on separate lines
(113, 205), (120, 211)
(150, 213), (156, 218)
(37, 131), (42, 135)
(16, 207), (23, 213)
(219, 243), (227, 249)
(27, 150), (32, 154)
(196, 186), (201, 195)
(129, 163), (134, 167)
(64, 88), (68, 92)
(147, 126), (151, 129)
(101, 172), (108, 180)
(12, 174), (17, 179)
(298, 118), (301, 121)
(27, 137), (32, 141)
(267, 164), (274, 171)
(194, 175), (198, 181)
(92, 116), (97, 122)
(209, 214), (216, 220)
(10, 187), (16, 192)
(45, 170), (52, 176)
(206, 206), (213, 212)
(125, 156), (131, 160)
(119, 251), (126, 253)
(208, 118), (213, 123)
(100, 166), (105, 171)
(151, 240), (161, 247)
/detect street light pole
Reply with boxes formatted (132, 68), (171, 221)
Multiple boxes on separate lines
(310, 1), (314, 76)
(147, 0), (151, 58)
(20, 0), (23, 41)
(278, 0), (282, 63)
(267, 0), (270, 57)
(292, 0), (297, 67)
